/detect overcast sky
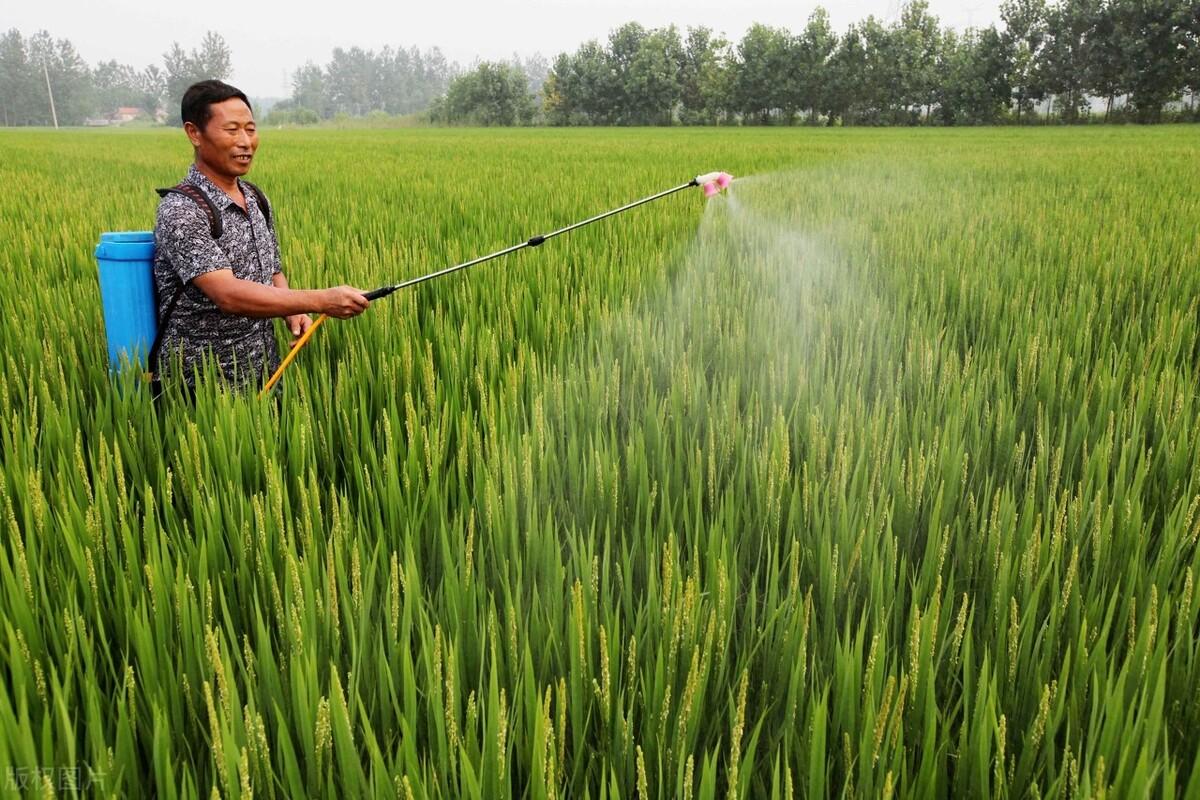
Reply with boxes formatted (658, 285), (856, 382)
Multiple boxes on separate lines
(8, 0), (1002, 98)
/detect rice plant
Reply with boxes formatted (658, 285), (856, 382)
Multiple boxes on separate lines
(0, 125), (1197, 798)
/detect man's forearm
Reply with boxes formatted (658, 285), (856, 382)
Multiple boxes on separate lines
(198, 271), (325, 318)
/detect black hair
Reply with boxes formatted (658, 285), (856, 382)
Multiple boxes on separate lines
(181, 80), (253, 130)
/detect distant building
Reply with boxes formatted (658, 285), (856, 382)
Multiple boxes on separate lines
(113, 107), (143, 123)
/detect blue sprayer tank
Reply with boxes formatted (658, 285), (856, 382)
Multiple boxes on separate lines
(95, 231), (159, 371)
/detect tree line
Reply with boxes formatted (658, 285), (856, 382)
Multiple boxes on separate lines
(2, 0), (1197, 129)
(0, 29), (238, 126)
(444, 0), (1199, 125)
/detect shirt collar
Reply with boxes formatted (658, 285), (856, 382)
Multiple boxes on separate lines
(186, 163), (244, 210)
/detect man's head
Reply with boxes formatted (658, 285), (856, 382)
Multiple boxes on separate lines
(182, 80), (257, 180)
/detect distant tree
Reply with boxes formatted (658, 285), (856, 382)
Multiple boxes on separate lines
(195, 32), (232, 83)
(974, 25), (1015, 122)
(1086, 0), (1129, 117)
(860, 16), (902, 124)
(732, 23), (796, 123)
(419, 48), (455, 110)
(27, 31), (92, 125)
(137, 65), (166, 117)
(678, 26), (732, 124)
(290, 62), (329, 118)
(442, 60), (533, 125)
(91, 60), (139, 114)
(325, 47), (376, 117)
(544, 40), (621, 124)
(825, 24), (869, 124)
(1001, 0), (1048, 122)
(519, 52), (550, 97)
(935, 28), (972, 123)
(626, 25), (684, 124)
(604, 22), (650, 124)
(163, 31), (233, 124)
(1113, 0), (1188, 122)
(540, 53), (575, 125)
(1040, 0), (1099, 121)
(896, 1), (944, 122)
(1185, 0), (1200, 115)
(796, 8), (838, 122)
(936, 25), (1012, 124)
(0, 29), (38, 125)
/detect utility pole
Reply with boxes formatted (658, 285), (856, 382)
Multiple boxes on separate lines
(43, 58), (59, 129)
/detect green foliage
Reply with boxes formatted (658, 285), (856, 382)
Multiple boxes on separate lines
(440, 62), (536, 126)
(1, 125), (1199, 798)
(163, 32), (232, 126)
(936, 26), (1012, 124)
(0, 28), (93, 126)
(294, 46), (454, 120)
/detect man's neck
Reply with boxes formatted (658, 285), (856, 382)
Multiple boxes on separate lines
(194, 160), (240, 197)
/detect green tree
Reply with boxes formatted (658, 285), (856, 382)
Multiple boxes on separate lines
(626, 25), (684, 124)
(1184, 0), (1200, 116)
(1040, 0), (1100, 121)
(0, 29), (38, 126)
(136, 65), (165, 118)
(605, 22), (649, 124)
(163, 31), (233, 124)
(676, 27), (730, 124)
(797, 8), (837, 123)
(936, 25), (1012, 124)
(732, 23), (796, 123)
(860, 16), (902, 124)
(91, 60), (139, 115)
(291, 61), (330, 118)
(1001, 0), (1048, 122)
(325, 47), (376, 117)
(896, 1), (944, 122)
(825, 24), (869, 124)
(27, 31), (92, 125)
(544, 40), (620, 124)
(541, 53), (575, 125)
(442, 60), (533, 125)
(1113, 0), (1188, 122)
(1086, 0), (1128, 117)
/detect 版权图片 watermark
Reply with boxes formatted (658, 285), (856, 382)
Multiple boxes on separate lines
(7, 765), (105, 792)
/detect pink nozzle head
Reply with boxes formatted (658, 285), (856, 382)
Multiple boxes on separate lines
(695, 171), (734, 196)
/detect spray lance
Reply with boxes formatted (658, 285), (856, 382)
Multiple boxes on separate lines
(259, 171), (734, 396)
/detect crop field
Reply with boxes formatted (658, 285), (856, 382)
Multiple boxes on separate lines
(0, 125), (1198, 798)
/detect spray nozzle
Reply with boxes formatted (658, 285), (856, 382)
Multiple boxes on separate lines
(696, 171), (734, 197)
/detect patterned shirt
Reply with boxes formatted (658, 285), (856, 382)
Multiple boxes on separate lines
(153, 164), (282, 390)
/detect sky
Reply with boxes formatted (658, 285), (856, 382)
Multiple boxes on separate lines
(7, 0), (1003, 99)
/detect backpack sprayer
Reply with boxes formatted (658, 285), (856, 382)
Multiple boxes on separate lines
(94, 171), (734, 394)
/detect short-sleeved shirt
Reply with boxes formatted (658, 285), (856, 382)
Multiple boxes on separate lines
(153, 164), (282, 390)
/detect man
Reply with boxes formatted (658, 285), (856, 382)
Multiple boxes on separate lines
(153, 79), (369, 392)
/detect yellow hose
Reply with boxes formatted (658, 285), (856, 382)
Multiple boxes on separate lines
(260, 314), (329, 397)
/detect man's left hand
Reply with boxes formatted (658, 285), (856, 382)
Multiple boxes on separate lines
(285, 314), (314, 346)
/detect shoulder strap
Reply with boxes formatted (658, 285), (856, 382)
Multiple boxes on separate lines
(240, 179), (273, 229)
(156, 182), (223, 238)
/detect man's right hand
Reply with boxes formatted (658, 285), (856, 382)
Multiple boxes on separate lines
(321, 286), (370, 318)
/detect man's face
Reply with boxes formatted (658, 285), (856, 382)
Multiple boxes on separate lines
(185, 98), (258, 179)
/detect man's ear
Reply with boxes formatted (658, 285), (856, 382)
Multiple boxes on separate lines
(184, 121), (203, 148)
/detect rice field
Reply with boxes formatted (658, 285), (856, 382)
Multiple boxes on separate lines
(0, 124), (1198, 798)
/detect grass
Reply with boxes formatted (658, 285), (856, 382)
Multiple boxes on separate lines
(0, 125), (1197, 798)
